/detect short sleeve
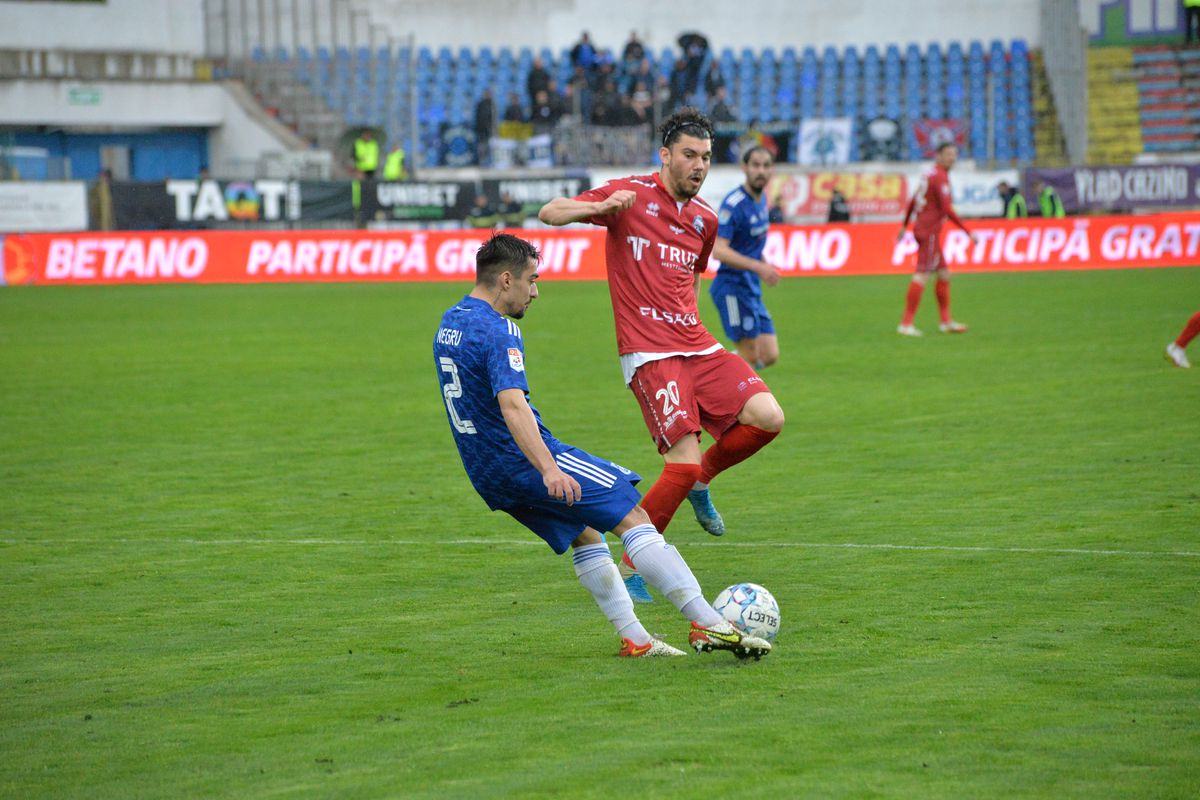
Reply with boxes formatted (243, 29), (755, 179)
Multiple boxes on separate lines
(486, 325), (530, 396)
(572, 181), (619, 227)
(716, 199), (737, 240)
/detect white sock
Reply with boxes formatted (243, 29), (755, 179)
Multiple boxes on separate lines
(572, 543), (650, 644)
(619, 524), (722, 626)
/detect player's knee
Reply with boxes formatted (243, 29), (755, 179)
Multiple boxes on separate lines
(613, 506), (654, 535)
(742, 394), (785, 432)
(759, 405), (785, 432)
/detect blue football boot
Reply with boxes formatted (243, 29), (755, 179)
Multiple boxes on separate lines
(687, 488), (726, 536)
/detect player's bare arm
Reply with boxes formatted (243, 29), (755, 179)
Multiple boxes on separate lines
(538, 190), (636, 226)
(713, 237), (780, 286)
(498, 388), (581, 505)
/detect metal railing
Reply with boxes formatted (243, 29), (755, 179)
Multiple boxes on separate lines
(1040, 0), (1088, 163)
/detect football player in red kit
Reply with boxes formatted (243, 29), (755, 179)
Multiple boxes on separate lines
(896, 142), (977, 336)
(539, 108), (785, 601)
(1166, 311), (1200, 368)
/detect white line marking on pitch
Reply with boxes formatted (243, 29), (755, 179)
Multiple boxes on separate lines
(1, 538), (1197, 559)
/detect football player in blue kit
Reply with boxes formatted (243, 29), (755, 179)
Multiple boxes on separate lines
(709, 145), (781, 369)
(433, 232), (771, 660)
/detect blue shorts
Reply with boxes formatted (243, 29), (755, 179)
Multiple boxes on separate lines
(501, 446), (642, 554)
(710, 285), (775, 343)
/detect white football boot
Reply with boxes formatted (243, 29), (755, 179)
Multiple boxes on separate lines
(896, 324), (923, 337)
(618, 637), (687, 658)
(1166, 343), (1191, 369)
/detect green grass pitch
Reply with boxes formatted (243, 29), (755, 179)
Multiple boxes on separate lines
(2, 268), (1197, 798)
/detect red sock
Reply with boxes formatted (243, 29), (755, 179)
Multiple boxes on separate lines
(901, 281), (924, 325)
(935, 279), (951, 324)
(1175, 311), (1200, 348)
(699, 424), (779, 485)
(639, 462), (702, 533)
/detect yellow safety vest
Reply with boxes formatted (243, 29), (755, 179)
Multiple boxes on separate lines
(383, 147), (406, 180)
(354, 138), (380, 172)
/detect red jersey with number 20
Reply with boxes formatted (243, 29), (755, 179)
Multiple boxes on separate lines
(903, 164), (969, 237)
(573, 173), (721, 356)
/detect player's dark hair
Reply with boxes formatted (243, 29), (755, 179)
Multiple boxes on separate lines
(741, 145), (774, 165)
(659, 106), (714, 148)
(935, 141), (957, 153)
(474, 232), (541, 286)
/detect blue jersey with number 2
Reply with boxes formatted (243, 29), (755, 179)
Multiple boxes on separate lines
(433, 295), (562, 510)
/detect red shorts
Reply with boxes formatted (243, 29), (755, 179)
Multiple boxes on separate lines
(914, 231), (945, 272)
(629, 350), (771, 454)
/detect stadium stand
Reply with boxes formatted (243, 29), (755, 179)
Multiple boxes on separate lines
(1132, 46), (1200, 154)
(252, 38), (1035, 167)
(1087, 47), (1143, 164)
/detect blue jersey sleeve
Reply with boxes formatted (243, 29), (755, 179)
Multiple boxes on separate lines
(485, 322), (530, 397)
(717, 196), (738, 240)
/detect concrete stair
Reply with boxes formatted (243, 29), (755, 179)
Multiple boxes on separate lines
(1030, 50), (1068, 166)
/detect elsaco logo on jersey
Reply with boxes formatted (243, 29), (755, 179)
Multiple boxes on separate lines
(507, 348), (524, 371)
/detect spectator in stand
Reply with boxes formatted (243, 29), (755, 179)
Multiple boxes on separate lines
(526, 56), (551, 104)
(616, 94), (645, 126)
(709, 85), (737, 122)
(622, 58), (654, 97)
(591, 78), (621, 125)
(571, 31), (597, 72)
(997, 181), (1027, 218)
(622, 31), (645, 68)
(631, 79), (652, 117)
(596, 47), (617, 72)
(475, 89), (496, 165)
(669, 59), (690, 109)
(503, 92), (528, 123)
(828, 188), (852, 222)
(531, 89), (560, 132)
(677, 31), (710, 95)
(704, 62), (726, 96)
(1035, 179), (1065, 218)
(546, 80), (568, 119)
(593, 60), (617, 93)
(570, 65), (594, 120)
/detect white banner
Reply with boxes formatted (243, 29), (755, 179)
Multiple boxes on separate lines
(0, 181), (88, 233)
(797, 118), (853, 166)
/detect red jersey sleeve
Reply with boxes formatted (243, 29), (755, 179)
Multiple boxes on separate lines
(572, 181), (621, 227)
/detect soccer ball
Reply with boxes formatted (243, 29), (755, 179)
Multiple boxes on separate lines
(712, 583), (781, 643)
